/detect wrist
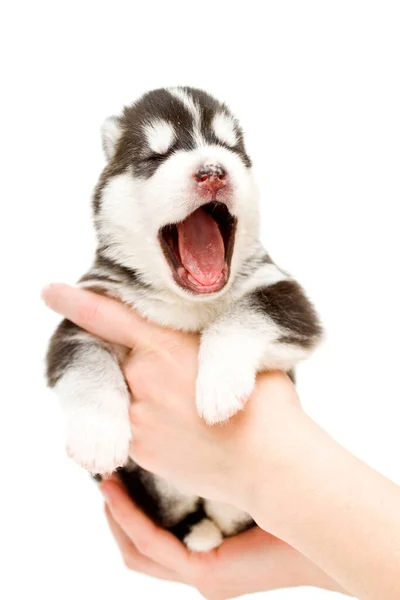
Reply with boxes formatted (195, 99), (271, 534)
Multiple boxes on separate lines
(286, 541), (351, 595)
(250, 407), (323, 535)
(235, 372), (311, 523)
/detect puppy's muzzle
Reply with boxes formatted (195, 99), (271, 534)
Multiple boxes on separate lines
(194, 164), (227, 196)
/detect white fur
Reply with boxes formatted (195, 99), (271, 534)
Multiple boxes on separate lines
(96, 143), (259, 303)
(239, 263), (288, 295)
(197, 303), (311, 424)
(196, 349), (255, 424)
(212, 112), (238, 147)
(50, 92), (322, 552)
(101, 116), (122, 160)
(168, 87), (204, 146)
(144, 120), (175, 155)
(55, 344), (131, 474)
(94, 159), (305, 426)
(184, 519), (223, 552)
(149, 475), (199, 525)
(204, 500), (253, 536)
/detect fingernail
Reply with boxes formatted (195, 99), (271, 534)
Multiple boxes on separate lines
(103, 472), (120, 483)
(100, 484), (112, 504)
(41, 284), (52, 304)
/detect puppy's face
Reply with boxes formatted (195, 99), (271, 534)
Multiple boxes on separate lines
(95, 87), (259, 300)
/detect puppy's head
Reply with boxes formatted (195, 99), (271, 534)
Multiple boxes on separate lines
(94, 87), (259, 300)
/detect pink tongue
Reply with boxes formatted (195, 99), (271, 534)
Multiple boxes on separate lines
(177, 208), (225, 286)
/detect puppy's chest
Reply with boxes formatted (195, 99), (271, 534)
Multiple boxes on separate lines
(118, 285), (232, 332)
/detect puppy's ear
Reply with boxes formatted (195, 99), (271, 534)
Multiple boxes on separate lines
(101, 116), (122, 160)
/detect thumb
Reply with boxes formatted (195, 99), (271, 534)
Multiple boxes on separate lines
(41, 283), (180, 350)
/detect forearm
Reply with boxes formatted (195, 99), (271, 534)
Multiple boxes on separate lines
(245, 392), (400, 600)
(253, 534), (352, 596)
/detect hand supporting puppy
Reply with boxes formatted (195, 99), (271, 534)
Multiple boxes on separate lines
(43, 283), (400, 600)
(101, 477), (347, 599)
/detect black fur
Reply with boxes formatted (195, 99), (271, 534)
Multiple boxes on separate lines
(47, 320), (85, 387)
(252, 280), (322, 348)
(47, 86), (322, 550)
(93, 87), (251, 213)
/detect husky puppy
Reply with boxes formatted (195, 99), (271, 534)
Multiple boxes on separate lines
(47, 87), (322, 552)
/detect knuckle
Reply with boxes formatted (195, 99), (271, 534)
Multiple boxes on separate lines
(190, 558), (219, 596)
(187, 560), (204, 588)
(129, 436), (141, 458)
(135, 536), (151, 557)
(129, 402), (149, 428)
(196, 584), (220, 600)
(130, 441), (153, 472)
(129, 404), (141, 426)
(190, 572), (204, 591)
(123, 554), (136, 571)
(125, 361), (154, 397)
(124, 361), (141, 387)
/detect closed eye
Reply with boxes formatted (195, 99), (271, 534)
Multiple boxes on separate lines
(146, 152), (164, 161)
(144, 144), (177, 163)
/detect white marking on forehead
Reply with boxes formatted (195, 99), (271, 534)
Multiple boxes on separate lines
(212, 113), (238, 147)
(144, 120), (176, 154)
(168, 87), (205, 146)
(169, 87), (200, 121)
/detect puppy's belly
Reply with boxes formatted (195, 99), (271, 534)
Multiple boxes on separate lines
(204, 499), (254, 536)
(117, 465), (200, 528)
(117, 463), (255, 548)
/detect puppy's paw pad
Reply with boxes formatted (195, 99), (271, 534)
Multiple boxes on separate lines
(66, 409), (131, 475)
(184, 519), (223, 552)
(196, 368), (255, 425)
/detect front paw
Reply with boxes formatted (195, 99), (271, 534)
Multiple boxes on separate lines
(196, 363), (256, 425)
(66, 407), (131, 475)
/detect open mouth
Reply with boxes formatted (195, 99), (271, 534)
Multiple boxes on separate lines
(159, 201), (237, 294)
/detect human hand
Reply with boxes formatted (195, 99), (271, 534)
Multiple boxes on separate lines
(100, 476), (348, 599)
(43, 284), (400, 600)
(42, 283), (303, 515)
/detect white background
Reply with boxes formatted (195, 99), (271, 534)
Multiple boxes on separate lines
(1, 1), (399, 599)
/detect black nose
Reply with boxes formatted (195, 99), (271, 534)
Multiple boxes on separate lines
(195, 164), (227, 182)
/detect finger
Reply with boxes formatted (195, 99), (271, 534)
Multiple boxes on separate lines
(105, 506), (181, 582)
(104, 504), (139, 556)
(216, 525), (276, 557)
(41, 283), (178, 350)
(100, 480), (190, 574)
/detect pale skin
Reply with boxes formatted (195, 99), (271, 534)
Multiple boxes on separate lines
(42, 283), (400, 600)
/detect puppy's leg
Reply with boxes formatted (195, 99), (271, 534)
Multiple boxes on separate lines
(47, 319), (131, 474)
(196, 278), (322, 424)
(183, 519), (223, 552)
(204, 499), (254, 537)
